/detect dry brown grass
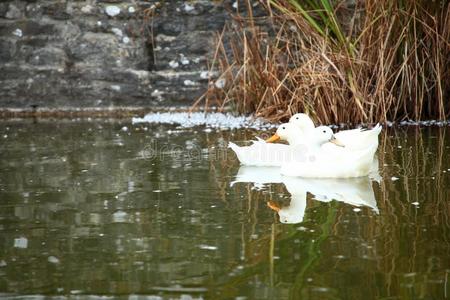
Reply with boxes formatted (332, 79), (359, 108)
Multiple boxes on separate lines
(194, 0), (450, 124)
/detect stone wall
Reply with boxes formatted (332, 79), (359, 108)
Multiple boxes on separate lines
(0, 0), (241, 109)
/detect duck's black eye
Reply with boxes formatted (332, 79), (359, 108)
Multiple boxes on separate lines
(323, 130), (326, 133)
(282, 126), (286, 130)
(296, 117), (299, 120)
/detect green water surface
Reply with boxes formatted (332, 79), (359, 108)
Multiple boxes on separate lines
(0, 120), (448, 300)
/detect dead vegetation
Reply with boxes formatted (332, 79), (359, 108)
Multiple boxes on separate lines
(195, 0), (450, 124)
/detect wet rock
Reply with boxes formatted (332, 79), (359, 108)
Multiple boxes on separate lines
(27, 47), (68, 67)
(6, 3), (23, 19)
(42, 2), (71, 20)
(0, 0), (255, 109)
(0, 40), (16, 62)
(69, 33), (121, 65)
(25, 3), (43, 19)
(6, 20), (58, 36)
(0, 3), (9, 18)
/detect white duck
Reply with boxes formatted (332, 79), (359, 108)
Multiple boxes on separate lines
(266, 124), (377, 178)
(229, 114), (381, 171)
(265, 122), (345, 148)
(232, 166), (379, 224)
(229, 123), (343, 167)
(229, 139), (297, 167)
(289, 113), (381, 151)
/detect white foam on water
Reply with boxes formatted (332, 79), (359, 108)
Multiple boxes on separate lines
(198, 244), (218, 250)
(132, 112), (273, 130)
(14, 237), (28, 249)
(48, 256), (60, 264)
(132, 112), (449, 130)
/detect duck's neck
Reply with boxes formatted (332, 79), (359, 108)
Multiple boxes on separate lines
(286, 135), (305, 146)
(286, 128), (315, 145)
(287, 134), (323, 154)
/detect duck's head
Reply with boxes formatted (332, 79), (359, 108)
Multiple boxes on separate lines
(314, 126), (345, 147)
(265, 123), (298, 143)
(268, 200), (304, 224)
(289, 113), (315, 131)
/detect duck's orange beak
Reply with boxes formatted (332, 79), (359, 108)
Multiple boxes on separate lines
(267, 201), (281, 212)
(265, 134), (280, 143)
(329, 135), (345, 147)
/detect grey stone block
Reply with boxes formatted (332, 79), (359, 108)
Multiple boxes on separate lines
(27, 47), (68, 66)
(0, 0), (250, 109)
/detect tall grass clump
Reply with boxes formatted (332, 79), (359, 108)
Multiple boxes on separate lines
(196, 0), (449, 124)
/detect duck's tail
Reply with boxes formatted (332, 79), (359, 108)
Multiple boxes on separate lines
(228, 142), (239, 152)
(229, 142), (246, 165)
(359, 123), (382, 146)
(372, 123), (382, 135)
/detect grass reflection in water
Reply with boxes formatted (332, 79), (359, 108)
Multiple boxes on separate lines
(0, 121), (448, 299)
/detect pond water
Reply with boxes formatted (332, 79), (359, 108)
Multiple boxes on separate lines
(0, 120), (449, 300)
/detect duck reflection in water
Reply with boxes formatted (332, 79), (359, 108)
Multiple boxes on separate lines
(232, 165), (379, 224)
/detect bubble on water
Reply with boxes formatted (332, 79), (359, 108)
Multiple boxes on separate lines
(48, 256), (60, 264)
(128, 181), (135, 192)
(353, 208), (362, 212)
(112, 210), (128, 223)
(312, 287), (330, 292)
(14, 237), (28, 249)
(70, 290), (83, 295)
(391, 176), (399, 181)
(199, 245), (218, 250)
(411, 202), (419, 206)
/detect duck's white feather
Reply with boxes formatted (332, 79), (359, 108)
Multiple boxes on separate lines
(280, 144), (377, 178)
(332, 123), (382, 151)
(229, 141), (305, 167)
(229, 118), (382, 178)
